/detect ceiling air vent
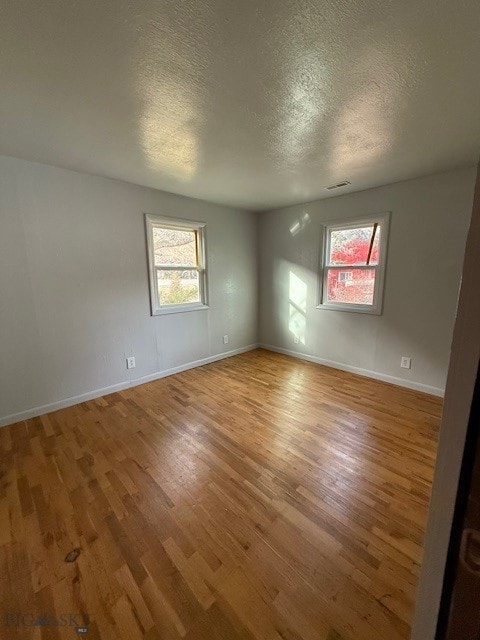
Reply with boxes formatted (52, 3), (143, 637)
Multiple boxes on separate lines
(325, 180), (351, 191)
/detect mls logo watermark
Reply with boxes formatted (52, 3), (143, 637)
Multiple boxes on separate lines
(1, 613), (89, 632)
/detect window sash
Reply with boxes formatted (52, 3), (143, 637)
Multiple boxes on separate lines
(152, 225), (203, 269)
(154, 264), (203, 271)
(323, 266), (379, 306)
(324, 264), (379, 271)
(325, 222), (382, 268)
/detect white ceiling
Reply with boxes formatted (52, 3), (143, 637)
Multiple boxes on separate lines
(0, 0), (479, 211)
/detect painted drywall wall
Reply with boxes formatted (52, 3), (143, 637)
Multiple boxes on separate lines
(412, 164), (480, 640)
(0, 158), (475, 424)
(258, 168), (477, 394)
(0, 155), (258, 424)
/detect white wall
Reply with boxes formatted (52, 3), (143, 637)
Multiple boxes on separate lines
(0, 155), (258, 425)
(258, 168), (477, 394)
(0, 159), (475, 426)
(412, 165), (480, 640)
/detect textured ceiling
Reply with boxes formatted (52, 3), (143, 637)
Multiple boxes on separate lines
(0, 0), (479, 210)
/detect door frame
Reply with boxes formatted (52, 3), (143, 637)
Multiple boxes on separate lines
(436, 365), (480, 638)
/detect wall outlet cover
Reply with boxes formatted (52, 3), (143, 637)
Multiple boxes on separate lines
(401, 356), (411, 369)
(126, 356), (136, 369)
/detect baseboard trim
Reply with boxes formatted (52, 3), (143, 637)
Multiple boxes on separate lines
(260, 343), (445, 397)
(0, 344), (259, 428)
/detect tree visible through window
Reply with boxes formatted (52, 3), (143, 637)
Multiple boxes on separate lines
(145, 215), (207, 315)
(320, 214), (389, 314)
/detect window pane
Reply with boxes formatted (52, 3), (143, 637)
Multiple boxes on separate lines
(157, 269), (200, 306)
(329, 225), (380, 266)
(153, 227), (197, 266)
(326, 268), (376, 305)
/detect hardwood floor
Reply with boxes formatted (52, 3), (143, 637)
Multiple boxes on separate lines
(0, 349), (442, 640)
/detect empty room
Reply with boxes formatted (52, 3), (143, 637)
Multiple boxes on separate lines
(1, 1), (480, 639)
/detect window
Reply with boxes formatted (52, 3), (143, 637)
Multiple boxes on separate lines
(145, 214), (208, 315)
(318, 213), (390, 314)
(338, 271), (353, 284)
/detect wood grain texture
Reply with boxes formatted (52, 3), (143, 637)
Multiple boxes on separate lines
(0, 349), (441, 639)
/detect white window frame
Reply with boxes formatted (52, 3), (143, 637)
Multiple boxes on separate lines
(145, 214), (208, 316)
(317, 212), (390, 315)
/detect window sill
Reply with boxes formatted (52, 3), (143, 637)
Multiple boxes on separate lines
(316, 303), (382, 315)
(152, 303), (210, 317)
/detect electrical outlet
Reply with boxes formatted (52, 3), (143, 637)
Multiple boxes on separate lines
(126, 356), (136, 370)
(400, 356), (411, 369)
(294, 336), (300, 344)
(223, 335), (229, 344)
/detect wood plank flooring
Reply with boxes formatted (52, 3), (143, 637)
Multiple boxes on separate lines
(0, 349), (442, 639)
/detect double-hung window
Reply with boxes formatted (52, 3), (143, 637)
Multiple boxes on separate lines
(319, 213), (390, 314)
(145, 214), (208, 315)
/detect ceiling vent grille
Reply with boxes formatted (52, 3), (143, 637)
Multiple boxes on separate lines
(325, 180), (351, 190)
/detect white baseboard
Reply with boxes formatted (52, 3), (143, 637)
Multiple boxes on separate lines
(0, 344), (259, 428)
(1, 341), (443, 428)
(260, 343), (445, 397)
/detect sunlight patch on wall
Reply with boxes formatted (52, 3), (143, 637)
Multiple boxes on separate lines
(289, 271), (307, 345)
(289, 212), (311, 236)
